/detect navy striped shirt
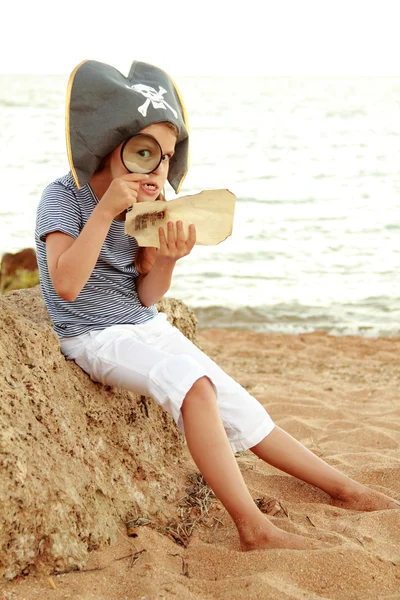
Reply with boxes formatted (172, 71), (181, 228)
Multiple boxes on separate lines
(35, 172), (157, 338)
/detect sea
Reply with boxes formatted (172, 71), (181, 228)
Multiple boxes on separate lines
(1, 74), (399, 337)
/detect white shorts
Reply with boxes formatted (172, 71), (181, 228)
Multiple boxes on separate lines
(60, 312), (275, 452)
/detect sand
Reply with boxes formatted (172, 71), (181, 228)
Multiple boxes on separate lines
(2, 328), (400, 600)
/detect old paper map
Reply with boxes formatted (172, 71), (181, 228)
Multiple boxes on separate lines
(125, 189), (236, 247)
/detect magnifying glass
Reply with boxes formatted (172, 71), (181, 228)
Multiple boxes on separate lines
(120, 134), (163, 174)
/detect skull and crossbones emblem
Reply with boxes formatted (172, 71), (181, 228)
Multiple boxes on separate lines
(126, 83), (178, 119)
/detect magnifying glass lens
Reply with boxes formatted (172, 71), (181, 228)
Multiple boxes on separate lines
(121, 134), (162, 174)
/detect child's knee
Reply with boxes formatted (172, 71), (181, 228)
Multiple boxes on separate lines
(183, 376), (216, 405)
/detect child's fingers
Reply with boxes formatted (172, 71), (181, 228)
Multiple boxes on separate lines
(158, 226), (168, 250)
(120, 173), (150, 183)
(175, 220), (186, 243)
(187, 223), (196, 247)
(166, 221), (176, 246)
(125, 182), (142, 192)
(158, 222), (195, 256)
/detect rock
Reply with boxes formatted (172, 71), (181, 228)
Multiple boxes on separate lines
(0, 287), (198, 580)
(0, 248), (39, 294)
(157, 296), (198, 345)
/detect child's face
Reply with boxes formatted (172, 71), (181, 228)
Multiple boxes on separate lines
(110, 123), (177, 202)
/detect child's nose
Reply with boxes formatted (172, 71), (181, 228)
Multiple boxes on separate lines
(151, 160), (166, 175)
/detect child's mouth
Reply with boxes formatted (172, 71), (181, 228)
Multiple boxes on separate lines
(143, 183), (158, 192)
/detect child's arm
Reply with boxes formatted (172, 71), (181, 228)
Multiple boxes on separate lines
(46, 204), (114, 301)
(46, 173), (148, 301)
(137, 220), (196, 307)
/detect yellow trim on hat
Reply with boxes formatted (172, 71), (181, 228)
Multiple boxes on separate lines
(65, 59), (88, 189)
(169, 74), (190, 194)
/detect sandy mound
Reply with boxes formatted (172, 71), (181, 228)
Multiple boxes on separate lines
(1, 305), (400, 599)
(0, 287), (197, 580)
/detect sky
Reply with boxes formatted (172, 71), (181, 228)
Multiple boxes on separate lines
(1, 0), (400, 76)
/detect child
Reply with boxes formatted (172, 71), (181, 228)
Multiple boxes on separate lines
(35, 59), (399, 552)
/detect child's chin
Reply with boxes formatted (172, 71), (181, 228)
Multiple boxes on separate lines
(138, 195), (157, 203)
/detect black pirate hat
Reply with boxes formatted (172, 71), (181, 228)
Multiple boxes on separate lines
(65, 59), (189, 193)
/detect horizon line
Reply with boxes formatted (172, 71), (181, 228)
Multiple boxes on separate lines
(1, 72), (400, 78)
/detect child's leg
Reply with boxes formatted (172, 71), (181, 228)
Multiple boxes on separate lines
(147, 321), (398, 512)
(251, 426), (399, 511)
(181, 377), (325, 550)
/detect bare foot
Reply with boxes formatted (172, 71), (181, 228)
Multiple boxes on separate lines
(331, 482), (400, 511)
(239, 522), (327, 552)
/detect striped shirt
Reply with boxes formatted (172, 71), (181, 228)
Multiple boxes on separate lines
(35, 172), (157, 338)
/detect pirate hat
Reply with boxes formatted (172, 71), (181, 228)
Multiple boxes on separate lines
(65, 59), (189, 193)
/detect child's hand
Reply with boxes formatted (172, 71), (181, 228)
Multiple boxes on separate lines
(157, 221), (196, 262)
(98, 173), (149, 219)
